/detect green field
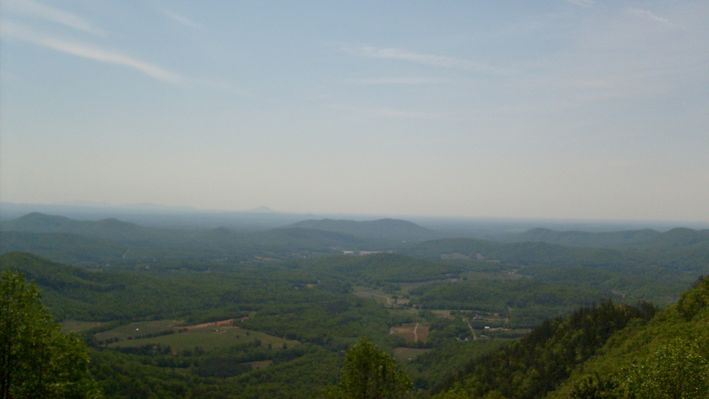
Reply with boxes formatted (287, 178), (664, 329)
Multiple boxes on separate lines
(94, 319), (182, 342)
(353, 286), (398, 305)
(61, 320), (107, 333)
(247, 360), (274, 370)
(108, 324), (299, 352)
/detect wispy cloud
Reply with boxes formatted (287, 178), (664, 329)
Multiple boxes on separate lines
(347, 76), (448, 86)
(626, 8), (673, 27)
(326, 104), (452, 120)
(343, 45), (511, 75)
(4, 0), (104, 35)
(160, 9), (200, 29)
(1, 22), (181, 83)
(564, 0), (594, 7)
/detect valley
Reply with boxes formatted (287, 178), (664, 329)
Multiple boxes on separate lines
(1, 213), (708, 398)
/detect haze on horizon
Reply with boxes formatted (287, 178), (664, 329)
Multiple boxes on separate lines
(1, 1), (708, 222)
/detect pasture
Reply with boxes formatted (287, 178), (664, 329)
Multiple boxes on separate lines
(390, 322), (430, 343)
(94, 319), (181, 343)
(108, 324), (299, 353)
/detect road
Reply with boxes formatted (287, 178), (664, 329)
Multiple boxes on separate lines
(465, 318), (478, 341)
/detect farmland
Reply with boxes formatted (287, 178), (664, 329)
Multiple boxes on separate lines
(108, 324), (298, 353)
(390, 322), (430, 344)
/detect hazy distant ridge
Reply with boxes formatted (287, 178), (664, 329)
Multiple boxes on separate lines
(506, 226), (709, 249)
(289, 218), (435, 242)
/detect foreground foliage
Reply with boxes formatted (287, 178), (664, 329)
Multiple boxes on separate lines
(436, 301), (656, 399)
(563, 276), (709, 399)
(0, 271), (101, 399)
(324, 337), (412, 399)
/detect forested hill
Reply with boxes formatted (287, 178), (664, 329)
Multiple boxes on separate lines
(503, 227), (661, 248)
(0, 213), (386, 265)
(404, 235), (709, 276)
(289, 218), (436, 242)
(547, 275), (709, 398)
(501, 226), (709, 249)
(435, 276), (709, 398)
(0, 212), (146, 241)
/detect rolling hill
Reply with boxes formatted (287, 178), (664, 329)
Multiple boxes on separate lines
(502, 226), (709, 250)
(0, 213), (372, 265)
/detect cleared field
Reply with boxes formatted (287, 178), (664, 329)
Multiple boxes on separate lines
(430, 310), (455, 320)
(353, 286), (391, 303)
(390, 322), (430, 343)
(392, 347), (430, 362)
(461, 270), (525, 281)
(184, 319), (235, 330)
(62, 320), (107, 333)
(247, 360), (273, 370)
(398, 279), (457, 294)
(94, 319), (181, 342)
(354, 286), (412, 308)
(108, 325), (299, 352)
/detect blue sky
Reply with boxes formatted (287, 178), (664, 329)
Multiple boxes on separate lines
(1, 0), (708, 221)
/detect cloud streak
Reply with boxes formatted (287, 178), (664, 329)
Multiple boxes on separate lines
(1, 22), (181, 83)
(564, 0), (594, 7)
(4, 0), (104, 35)
(161, 9), (200, 29)
(347, 76), (447, 86)
(344, 45), (511, 75)
(326, 104), (452, 120)
(626, 8), (673, 27)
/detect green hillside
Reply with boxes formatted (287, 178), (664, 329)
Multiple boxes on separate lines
(548, 276), (709, 398)
(434, 276), (709, 399)
(503, 227), (709, 250)
(507, 228), (661, 248)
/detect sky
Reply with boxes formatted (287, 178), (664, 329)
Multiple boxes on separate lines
(1, 0), (708, 221)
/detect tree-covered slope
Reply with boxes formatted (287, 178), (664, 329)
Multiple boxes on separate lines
(0, 231), (127, 265)
(0, 252), (230, 321)
(547, 276), (709, 398)
(434, 276), (708, 399)
(1, 212), (147, 242)
(501, 227), (709, 250)
(435, 301), (657, 399)
(506, 228), (661, 248)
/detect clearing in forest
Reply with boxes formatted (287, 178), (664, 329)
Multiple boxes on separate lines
(390, 322), (430, 343)
(108, 324), (298, 352)
(392, 347), (430, 362)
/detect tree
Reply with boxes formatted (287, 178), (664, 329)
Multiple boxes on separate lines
(570, 374), (621, 399)
(571, 338), (709, 399)
(0, 271), (101, 398)
(621, 338), (708, 399)
(325, 337), (412, 399)
(677, 275), (708, 321)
